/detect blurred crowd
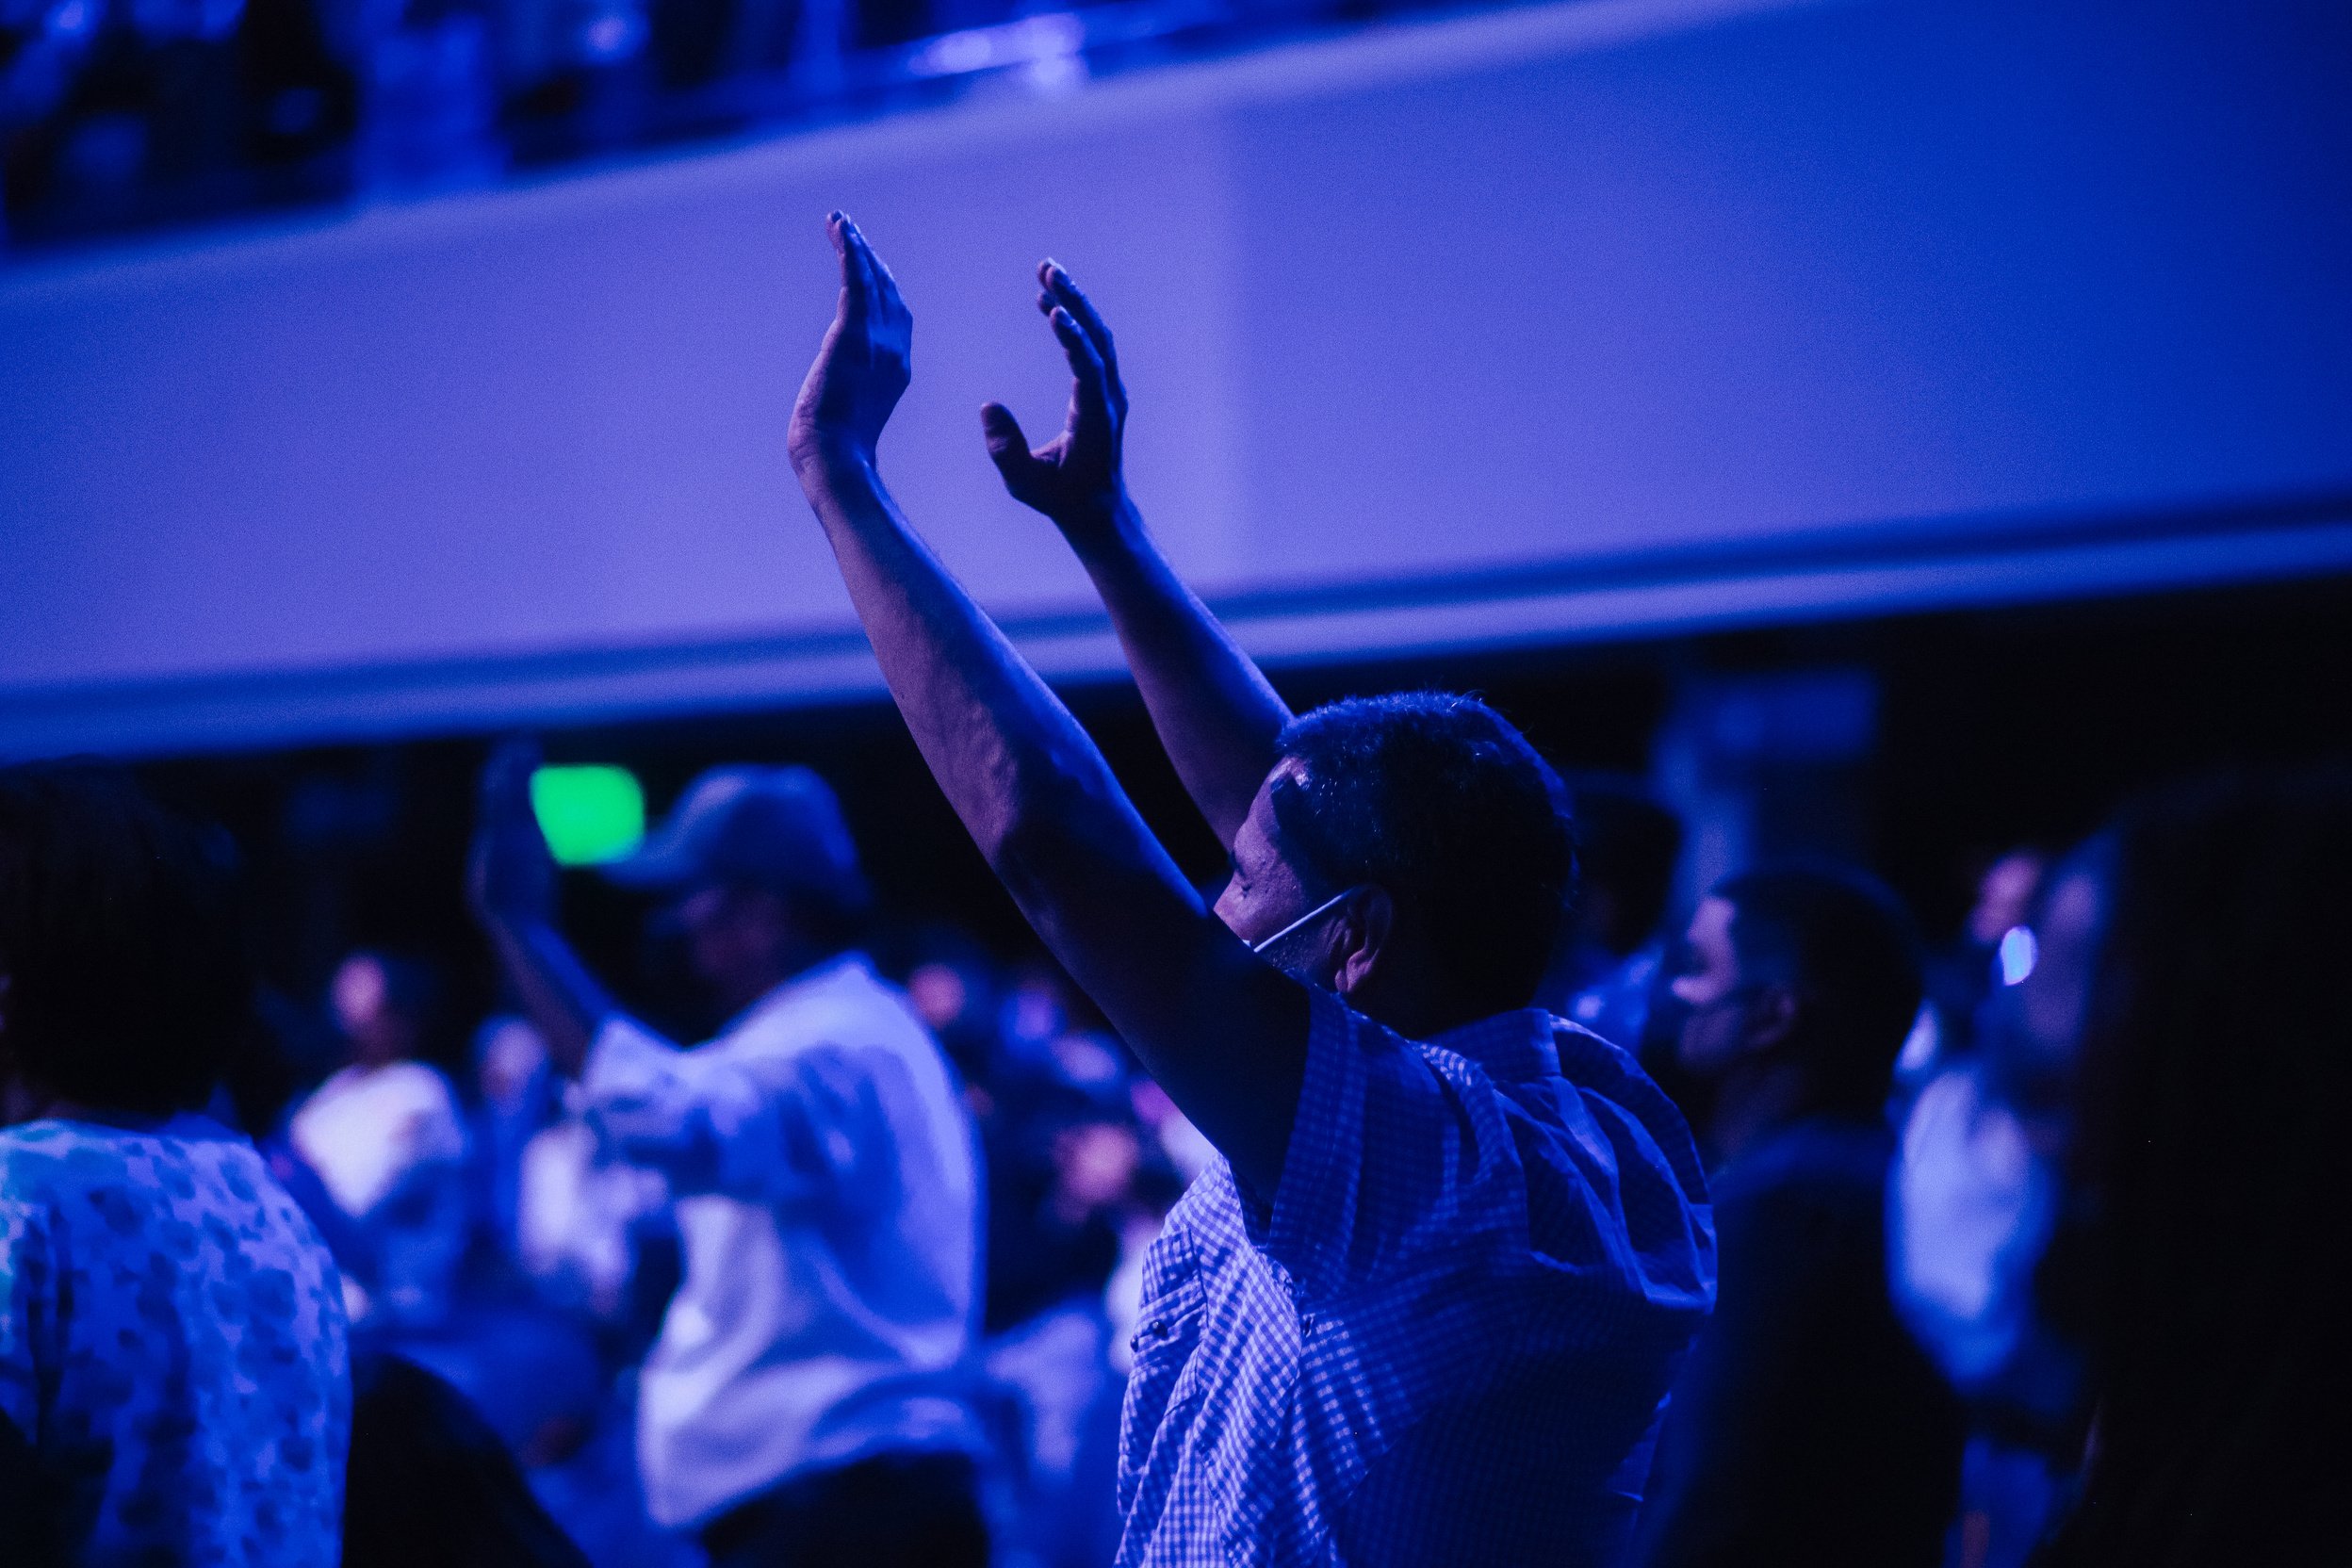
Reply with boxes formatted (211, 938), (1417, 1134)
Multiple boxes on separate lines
(240, 890), (1224, 1566)
(0, 0), (1378, 250)
(3, 745), (2344, 1566)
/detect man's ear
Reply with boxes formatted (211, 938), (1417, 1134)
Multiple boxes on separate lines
(1743, 981), (1800, 1053)
(1331, 888), (1394, 999)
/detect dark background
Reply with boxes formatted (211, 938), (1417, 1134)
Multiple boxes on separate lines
(135, 568), (2352, 1077)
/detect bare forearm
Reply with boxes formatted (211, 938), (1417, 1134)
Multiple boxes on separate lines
(783, 215), (1307, 1193)
(793, 445), (1305, 1181)
(798, 445), (1179, 882)
(1063, 497), (1292, 848)
(483, 917), (612, 1078)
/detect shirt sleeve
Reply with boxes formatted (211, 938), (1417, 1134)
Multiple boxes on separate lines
(1263, 989), (1518, 1304)
(0, 1181), (42, 1441)
(580, 1015), (892, 1210)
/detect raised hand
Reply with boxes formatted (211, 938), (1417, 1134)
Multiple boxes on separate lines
(982, 260), (1128, 530)
(788, 213), (914, 474)
(467, 737), (556, 928)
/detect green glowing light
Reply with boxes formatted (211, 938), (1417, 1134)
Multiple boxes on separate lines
(531, 765), (645, 867)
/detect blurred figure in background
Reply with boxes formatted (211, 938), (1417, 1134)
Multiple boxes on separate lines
(467, 1011), (556, 1271)
(470, 750), (988, 1568)
(0, 761), (349, 1564)
(284, 948), (471, 1331)
(1911, 848), (2050, 1085)
(978, 1037), (1168, 1568)
(354, 0), (501, 193)
(0, 0), (350, 242)
(1636, 862), (1964, 1568)
(2019, 770), (2347, 1566)
(345, 1351), (591, 1568)
(1538, 775), (1685, 1050)
(1891, 855), (2100, 1568)
(506, 1043), (673, 1337)
(236, 0), (358, 202)
(899, 940), (1190, 1568)
(977, 964), (1135, 1336)
(901, 932), (1005, 1094)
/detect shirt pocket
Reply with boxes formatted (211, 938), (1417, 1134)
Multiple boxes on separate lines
(1115, 1274), (1207, 1517)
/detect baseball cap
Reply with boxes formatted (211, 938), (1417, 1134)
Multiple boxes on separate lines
(600, 764), (871, 916)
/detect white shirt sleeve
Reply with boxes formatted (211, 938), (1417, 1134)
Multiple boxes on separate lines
(580, 1015), (893, 1210)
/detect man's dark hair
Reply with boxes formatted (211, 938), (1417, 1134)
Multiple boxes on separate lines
(1712, 861), (1923, 1116)
(1269, 692), (1576, 1022)
(0, 760), (250, 1118)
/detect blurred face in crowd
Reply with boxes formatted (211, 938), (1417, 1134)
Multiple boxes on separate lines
(906, 962), (972, 1034)
(674, 882), (798, 1020)
(1968, 850), (2049, 948)
(476, 1018), (545, 1114)
(2010, 868), (2102, 1057)
(332, 955), (415, 1071)
(1985, 860), (2108, 1148)
(1669, 895), (1792, 1079)
(1053, 1120), (1144, 1220)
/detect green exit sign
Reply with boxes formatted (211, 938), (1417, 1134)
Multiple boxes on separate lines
(530, 765), (645, 866)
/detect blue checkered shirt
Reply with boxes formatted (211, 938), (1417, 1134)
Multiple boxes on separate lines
(1115, 990), (1715, 1567)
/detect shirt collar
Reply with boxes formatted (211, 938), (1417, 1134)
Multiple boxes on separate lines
(728, 949), (872, 1031)
(1428, 1007), (1561, 1081)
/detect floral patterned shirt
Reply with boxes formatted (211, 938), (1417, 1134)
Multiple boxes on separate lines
(0, 1114), (351, 1565)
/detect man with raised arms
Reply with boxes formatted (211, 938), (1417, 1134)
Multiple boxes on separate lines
(787, 213), (1715, 1568)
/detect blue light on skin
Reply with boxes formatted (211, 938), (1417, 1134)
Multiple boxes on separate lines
(1999, 925), (2040, 988)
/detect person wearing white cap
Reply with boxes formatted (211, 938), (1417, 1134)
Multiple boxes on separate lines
(467, 750), (988, 1568)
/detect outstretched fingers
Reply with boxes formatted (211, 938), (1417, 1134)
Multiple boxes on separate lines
(1048, 303), (1109, 407)
(836, 213), (908, 326)
(827, 211), (866, 323)
(828, 212), (886, 326)
(1038, 260), (1119, 380)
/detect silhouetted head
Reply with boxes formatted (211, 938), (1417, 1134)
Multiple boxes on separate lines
(345, 1354), (590, 1568)
(1671, 860), (1923, 1120)
(1967, 847), (2050, 949)
(604, 764), (872, 1017)
(1562, 776), (1684, 956)
(331, 950), (442, 1072)
(1214, 692), (1576, 1037)
(2040, 766), (2352, 1567)
(0, 760), (249, 1121)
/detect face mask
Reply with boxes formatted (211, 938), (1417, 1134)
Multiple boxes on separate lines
(1250, 886), (1364, 981)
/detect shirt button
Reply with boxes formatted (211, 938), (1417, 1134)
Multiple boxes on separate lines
(1299, 1313), (1317, 1340)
